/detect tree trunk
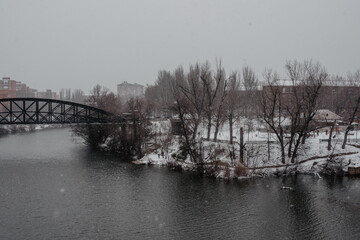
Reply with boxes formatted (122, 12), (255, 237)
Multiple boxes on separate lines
(213, 110), (224, 142)
(280, 128), (285, 164)
(280, 142), (286, 164)
(176, 101), (196, 163)
(267, 130), (271, 162)
(291, 133), (305, 163)
(342, 128), (350, 149)
(229, 117), (233, 144)
(192, 119), (200, 140)
(301, 132), (307, 144)
(214, 123), (219, 142)
(206, 117), (211, 141)
(287, 136), (293, 158)
(328, 122), (335, 151)
(291, 142), (299, 163)
(342, 96), (360, 149)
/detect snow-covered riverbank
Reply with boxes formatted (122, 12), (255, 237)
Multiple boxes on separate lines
(136, 119), (360, 179)
(0, 124), (68, 135)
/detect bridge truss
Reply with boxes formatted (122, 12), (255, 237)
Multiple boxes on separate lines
(0, 98), (115, 125)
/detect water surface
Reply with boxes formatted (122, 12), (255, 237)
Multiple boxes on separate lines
(0, 128), (359, 239)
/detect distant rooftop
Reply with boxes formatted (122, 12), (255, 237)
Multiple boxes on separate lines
(261, 79), (360, 87)
(117, 81), (144, 87)
(314, 109), (342, 122)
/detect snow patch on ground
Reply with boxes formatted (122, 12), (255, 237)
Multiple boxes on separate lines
(138, 119), (360, 179)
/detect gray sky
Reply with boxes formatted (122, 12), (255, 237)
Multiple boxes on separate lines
(1, 0), (359, 93)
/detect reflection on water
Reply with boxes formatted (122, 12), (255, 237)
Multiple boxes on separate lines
(0, 128), (359, 239)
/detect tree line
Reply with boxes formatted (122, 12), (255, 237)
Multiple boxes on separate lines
(72, 60), (360, 166)
(72, 85), (152, 158)
(144, 59), (360, 165)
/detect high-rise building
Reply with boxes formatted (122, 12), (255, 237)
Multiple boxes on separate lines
(117, 81), (145, 102)
(0, 77), (54, 99)
(0, 77), (17, 98)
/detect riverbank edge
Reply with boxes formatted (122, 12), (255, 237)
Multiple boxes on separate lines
(133, 158), (356, 181)
(0, 124), (70, 136)
(134, 140), (360, 180)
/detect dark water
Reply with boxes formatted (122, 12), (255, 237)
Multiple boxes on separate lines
(0, 129), (359, 240)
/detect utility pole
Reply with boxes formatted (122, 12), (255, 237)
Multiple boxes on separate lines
(240, 127), (244, 164)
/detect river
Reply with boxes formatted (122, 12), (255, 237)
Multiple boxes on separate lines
(0, 128), (359, 239)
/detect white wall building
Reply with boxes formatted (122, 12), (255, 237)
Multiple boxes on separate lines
(117, 81), (145, 102)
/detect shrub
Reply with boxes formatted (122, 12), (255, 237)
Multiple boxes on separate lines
(234, 165), (247, 177)
(224, 166), (231, 180)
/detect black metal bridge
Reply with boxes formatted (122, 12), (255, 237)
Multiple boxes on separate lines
(0, 98), (120, 125)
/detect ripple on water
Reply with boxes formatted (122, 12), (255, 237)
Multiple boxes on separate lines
(0, 129), (360, 239)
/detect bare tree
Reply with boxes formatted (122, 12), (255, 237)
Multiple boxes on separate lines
(144, 84), (158, 114)
(347, 69), (360, 86)
(156, 70), (175, 108)
(72, 85), (122, 150)
(225, 71), (241, 144)
(342, 70), (360, 149)
(86, 84), (121, 115)
(177, 63), (206, 140)
(342, 98), (360, 149)
(210, 61), (228, 141)
(327, 120), (336, 151)
(125, 97), (152, 157)
(199, 62), (215, 140)
(71, 89), (85, 104)
(260, 69), (287, 163)
(192, 60), (228, 141)
(242, 66), (258, 118)
(212, 82), (227, 141)
(170, 66), (201, 163)
(285, 60), (326, 163)
(260, 60), (325, 164)
(145, 70), (174, 116)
